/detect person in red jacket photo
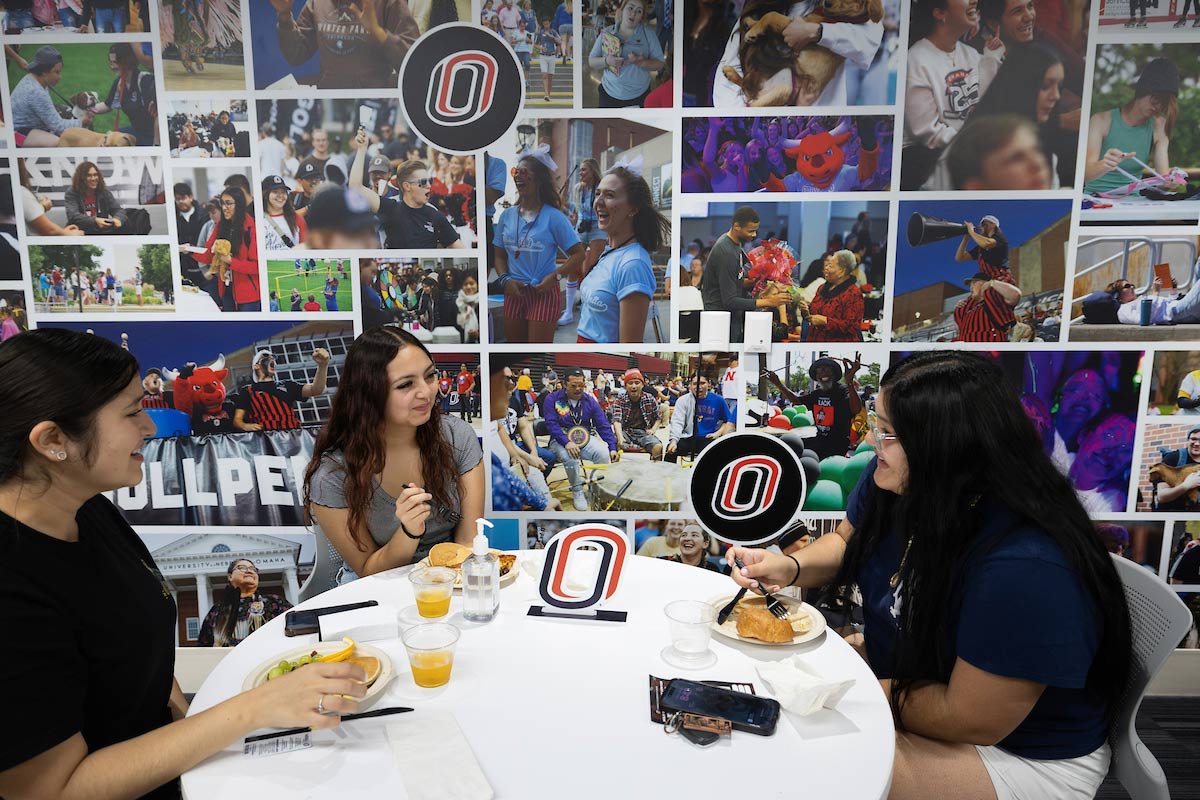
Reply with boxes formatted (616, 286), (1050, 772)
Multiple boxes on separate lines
(192, 188), (261, 312)
(801, 249), (864, 342)
(455, 364), (475, 422)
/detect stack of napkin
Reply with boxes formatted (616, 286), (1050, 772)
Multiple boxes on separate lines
(756, 657), (856, 715)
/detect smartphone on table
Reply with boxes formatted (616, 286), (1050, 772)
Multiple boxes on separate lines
(660, 679), (781, 736)
(284, 600), (379, 637)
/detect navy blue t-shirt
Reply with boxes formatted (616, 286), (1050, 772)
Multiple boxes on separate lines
(845, 459), (1107, 760)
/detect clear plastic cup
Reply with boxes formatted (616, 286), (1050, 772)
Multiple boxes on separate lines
(409, 566), (456, 618)
(661, 600), (717, 669)
(401, 622), (460, 688)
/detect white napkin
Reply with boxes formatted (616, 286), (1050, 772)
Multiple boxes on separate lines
(318, 605), (398, 642)
(387, 712), (494, 800)
(756, 656), (856, 716)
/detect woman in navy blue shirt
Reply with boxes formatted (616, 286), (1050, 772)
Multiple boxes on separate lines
(729, 351), (1131, 800)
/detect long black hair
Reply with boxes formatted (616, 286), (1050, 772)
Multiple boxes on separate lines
(835, 351), (1132, 727)
(216, 188), (249, 254)
(0, 328), (138, 484)
(213, 558), (258, 646)
(974, 42), (1063, 125)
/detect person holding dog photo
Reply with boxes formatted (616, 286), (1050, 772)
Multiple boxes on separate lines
(711, 0), (883, 108)
(587, 0), (665, 107)
(10, 47), (93, 148)
(88, 43), (159, 147)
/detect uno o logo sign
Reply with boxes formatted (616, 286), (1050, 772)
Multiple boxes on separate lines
(714, 455), (783, 520)
(689, 433), (806, 547)
(538, 525), (628, 611)
(399, 24), (523, 154)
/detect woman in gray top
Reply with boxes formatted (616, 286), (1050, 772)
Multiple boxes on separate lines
(302, 327), (484, 600)
(64, 161), (129, 235)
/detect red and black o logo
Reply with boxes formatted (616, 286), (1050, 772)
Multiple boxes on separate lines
(398, 24), (524, 155)
(689, 433), (807, 546)
(539, 525), (629, 610)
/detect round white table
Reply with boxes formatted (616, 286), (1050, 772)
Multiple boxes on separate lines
(183, 554), (894, 799)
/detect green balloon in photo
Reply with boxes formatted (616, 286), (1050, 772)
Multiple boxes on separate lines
(794, 413), (813, 428)
(855, 440), (875, 454)
(819, 455), (850, 490)
(803, 479), (844, 511)
(841, 451), (876, 497)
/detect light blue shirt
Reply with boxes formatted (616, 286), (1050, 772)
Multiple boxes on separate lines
(12, 74), (83, 136)
(589, 23), (663, 100)
(485, 155), (506, 217)
(577, 242), (655, 342)
(493, 205), (579, 285)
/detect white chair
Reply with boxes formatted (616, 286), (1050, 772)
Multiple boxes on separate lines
(1107, 554), (1194, 800)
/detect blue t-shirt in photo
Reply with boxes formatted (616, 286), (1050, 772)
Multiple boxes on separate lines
(577, 242), (655, 343)
(485, 155), (507, 217)
(695, 393), (729, 438)
(845, 459), (1108, 760)
(493, 205), (580, 285)
(588, 23), (663, 100)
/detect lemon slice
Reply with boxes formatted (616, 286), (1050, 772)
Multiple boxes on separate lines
(317, 637), (356, 663)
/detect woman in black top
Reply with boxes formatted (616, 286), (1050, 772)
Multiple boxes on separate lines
(0, 329), (365, 800)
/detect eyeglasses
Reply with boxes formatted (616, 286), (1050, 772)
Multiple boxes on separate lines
(406, 177), (433, 188)
(220, 200), (237, 208)
(233, 564), (259, 574)
(866, 411), (900, 449)
(1117, 283), (1135, 291)
(510, 167), (532, 178)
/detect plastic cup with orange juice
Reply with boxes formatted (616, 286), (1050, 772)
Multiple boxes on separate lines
(409, 566), (456, 618)
(401, 623), (460, 688)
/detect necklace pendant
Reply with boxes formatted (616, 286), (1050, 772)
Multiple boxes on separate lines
(889, 572), (899, 589)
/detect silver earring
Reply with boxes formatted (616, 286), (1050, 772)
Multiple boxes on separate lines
(54, 451), (66, 461)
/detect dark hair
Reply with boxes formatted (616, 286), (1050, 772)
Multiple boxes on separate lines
(977, 0), (1010, 26)
(303, 327), (457, 551)
(974, 43), (1062, 123)
(909, 0), (950, 43)
(732, 206), (760, 227)
(519, 156), (562, 211)
(223, 173), (252, 197)
(947, 114), (1041, 189)
(835, 351), (1132, 730)
(70, 161), (106, 196)
(0, 328), (139, 484)
(108, 43), (138, 71)
(216, 188), (249, 254)
(173, 182), (194, 197)
(213, 558), (258, 646)
(265, 182), (299, 233)
(603, 166), (669, 252)
(564, 367), (586, 381)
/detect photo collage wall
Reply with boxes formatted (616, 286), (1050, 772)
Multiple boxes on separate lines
(0, 0), (1196, 649)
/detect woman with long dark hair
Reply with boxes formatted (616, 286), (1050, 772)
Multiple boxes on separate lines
(576, 164), (668, 343)
(492, 153), (585, 343)
(197, 558), (292, 647)
(973, 42), (1072, 187)
(0, 329), (366, 800)
(729, 351), (1131, 799)
(65, 161), (129, 235)
(682, 0), (736, 106)
(193, 187), (260, 312)
(302, 327), (484, 598)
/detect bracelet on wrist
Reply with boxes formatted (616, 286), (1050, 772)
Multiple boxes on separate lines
(399, 520), (423, 540)
(787, 554), (801, 587)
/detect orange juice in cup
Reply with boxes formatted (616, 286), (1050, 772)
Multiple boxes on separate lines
(402, 623), (460, 688)
(408, 566), (456, 619)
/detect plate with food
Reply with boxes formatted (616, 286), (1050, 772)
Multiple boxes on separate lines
(416, 542), (520, 589)
(241, 638), (394, 708)
(707, 594), (826, 646)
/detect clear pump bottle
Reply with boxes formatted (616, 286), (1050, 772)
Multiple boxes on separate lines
(462, 519), (499, 622)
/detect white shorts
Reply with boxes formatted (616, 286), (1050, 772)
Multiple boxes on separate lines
(538, 56), (556, 74)
(975, 741), (1110, 800)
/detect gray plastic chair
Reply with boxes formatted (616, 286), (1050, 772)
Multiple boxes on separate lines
(1107, 554), (1194, 800)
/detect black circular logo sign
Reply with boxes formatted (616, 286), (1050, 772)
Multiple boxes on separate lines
(398, 23), (524, 155)
(688, 432), (807, 547)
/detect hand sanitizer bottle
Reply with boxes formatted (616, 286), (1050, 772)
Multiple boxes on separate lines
(462, 519), (499, 622)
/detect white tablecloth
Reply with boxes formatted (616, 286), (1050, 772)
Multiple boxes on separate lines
(183, 553), (894, 799)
